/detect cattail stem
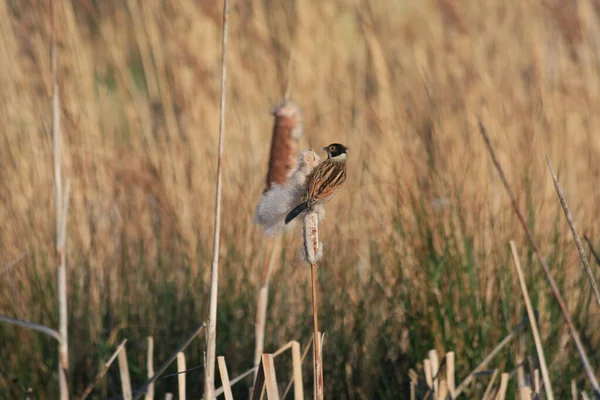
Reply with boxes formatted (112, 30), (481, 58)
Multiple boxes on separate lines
(311, 262), (323, 400)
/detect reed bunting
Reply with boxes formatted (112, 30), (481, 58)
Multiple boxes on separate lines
(284, 143), (348, 224)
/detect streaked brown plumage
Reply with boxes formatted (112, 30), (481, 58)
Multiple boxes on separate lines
(285, 143), (348, 224)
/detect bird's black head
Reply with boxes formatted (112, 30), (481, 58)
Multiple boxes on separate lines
(322, 143), (348, 158)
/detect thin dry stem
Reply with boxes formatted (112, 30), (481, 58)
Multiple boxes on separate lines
(509, 241), (554, 399)
(584, 235), (600, 267)
(545, 155), (600, 308)
(0, 315), (62, 342)
(77, 339), (127, 400)
(454, 319), (526, 397)
(204, 0), (229, 398)
(133, 323), (205, 400)
(0, 252), (27, 277)
(478, 119), (600, 395)
(482, 369), (499, 400)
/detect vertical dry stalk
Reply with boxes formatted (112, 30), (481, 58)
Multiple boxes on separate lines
(545, 156), (600, 308)
(51, 2), (69, 397)
(311, 265), (323, 400)
(509, 241), (554, 400)
(477, 119), (600, 395)
(145, 337), (155, 400)
(204, 0), (229, 398)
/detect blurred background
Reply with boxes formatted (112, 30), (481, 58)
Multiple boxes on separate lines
(2, 0), (600, 398)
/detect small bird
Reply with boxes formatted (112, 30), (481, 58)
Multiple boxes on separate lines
(284, 143), (348, 224)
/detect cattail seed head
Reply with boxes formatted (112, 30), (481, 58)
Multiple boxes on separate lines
(303, 209), (323, 264)
(265, 101), (302, 191)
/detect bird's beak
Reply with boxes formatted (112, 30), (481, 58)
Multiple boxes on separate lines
(321, 146), (328, 151)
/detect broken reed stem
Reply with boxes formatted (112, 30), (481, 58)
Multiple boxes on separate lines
(495, 373), (509, 400)
(509, 241), (554, 400)
(217, 357), (234, 400)
(145, 337), (154, 400)
(204, 0), (229, 398)
(545, 156), (600, 308)
(177, 352), (186, 400)
(118, 346), (133, 400)
(311, 262), (323, 400)
(477, 119), (600, 395)
(78, 339), (127, 400)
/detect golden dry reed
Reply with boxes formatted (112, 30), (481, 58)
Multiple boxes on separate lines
(2, 0), (600, 398)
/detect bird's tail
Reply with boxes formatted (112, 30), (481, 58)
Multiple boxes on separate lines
(285, 202), (309, 225)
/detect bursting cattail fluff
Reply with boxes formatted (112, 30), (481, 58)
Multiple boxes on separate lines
(254, 150), (322, 236)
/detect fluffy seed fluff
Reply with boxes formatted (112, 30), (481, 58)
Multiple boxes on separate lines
(254, 149), (324, 236)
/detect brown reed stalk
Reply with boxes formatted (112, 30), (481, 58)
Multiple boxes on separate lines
(204, 0), (229, 398)
(509, 241), (554, 400)
(545, 155), (600, 308)
(477, 118), (600, 395)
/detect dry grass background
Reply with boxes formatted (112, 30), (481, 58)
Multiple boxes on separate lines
(1, 0), (600, 398)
